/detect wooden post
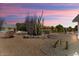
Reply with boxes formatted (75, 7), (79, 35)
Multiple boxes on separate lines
(64, 41), (68, 50)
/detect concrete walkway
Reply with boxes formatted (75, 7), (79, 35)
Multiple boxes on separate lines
(68, 33), (79, 56)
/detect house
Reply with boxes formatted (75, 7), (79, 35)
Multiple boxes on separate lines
(72, 14), (79, 39)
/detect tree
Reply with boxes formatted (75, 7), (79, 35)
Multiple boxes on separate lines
(67, 26), (73, 32)
(43, 26), (51, 34)
(51, 26), (54, 30)
(64, 28), (67, 34)
(51, 26), (56, 32)
(55, 24), (64, 32)
(16, 23), (26, 31)
(0, 17), (5, 30)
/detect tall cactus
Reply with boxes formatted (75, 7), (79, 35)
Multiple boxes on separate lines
(24, 10), (44, 35)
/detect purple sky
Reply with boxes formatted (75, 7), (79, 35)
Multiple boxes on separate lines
(0, 3), (79, 27)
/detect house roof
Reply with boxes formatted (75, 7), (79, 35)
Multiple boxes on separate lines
(2, 24), (16, 28)
(73, 14), (79, 22)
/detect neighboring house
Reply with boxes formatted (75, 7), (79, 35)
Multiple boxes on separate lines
(1, 24), (16, 31)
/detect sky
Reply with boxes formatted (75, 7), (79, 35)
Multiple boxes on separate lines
(0, 3), (79, 28)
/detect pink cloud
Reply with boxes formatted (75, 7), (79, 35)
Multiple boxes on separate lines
(5, 20), (16, 24)
(0, 6), (42, 17)
(0, 5), (78, 17)
(44, 16), (76, 27)
(0, 4), (78, 27)
(44, 19), (66, 26)
(43, 9), (78, 17)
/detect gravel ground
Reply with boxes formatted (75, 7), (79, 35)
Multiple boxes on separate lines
(0, 33), (78, 56)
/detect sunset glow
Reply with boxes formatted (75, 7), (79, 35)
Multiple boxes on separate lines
(0, 3), (79, 27)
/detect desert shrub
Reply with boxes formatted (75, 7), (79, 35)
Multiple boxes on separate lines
(16, 23), (26, 31)
(43, 30), (50, 34)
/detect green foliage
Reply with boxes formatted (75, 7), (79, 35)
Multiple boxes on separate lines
(67, 26), (73, 32)
(55, 24), (64, 32)
(51, 26), (56, 33)
(36, 24), (42, 35)
(16, 14), (43, 36)
(43, 30), (50, 34)
(16, 23), (26, 31)
(24, 15), (43, 35)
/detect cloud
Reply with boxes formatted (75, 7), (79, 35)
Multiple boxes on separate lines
(3, 15), (25, 24)
(0, 3), (78, 27)
(2, 3), (79, 10)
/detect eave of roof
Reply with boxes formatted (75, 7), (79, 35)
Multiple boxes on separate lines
(73, 14), (79, 22)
